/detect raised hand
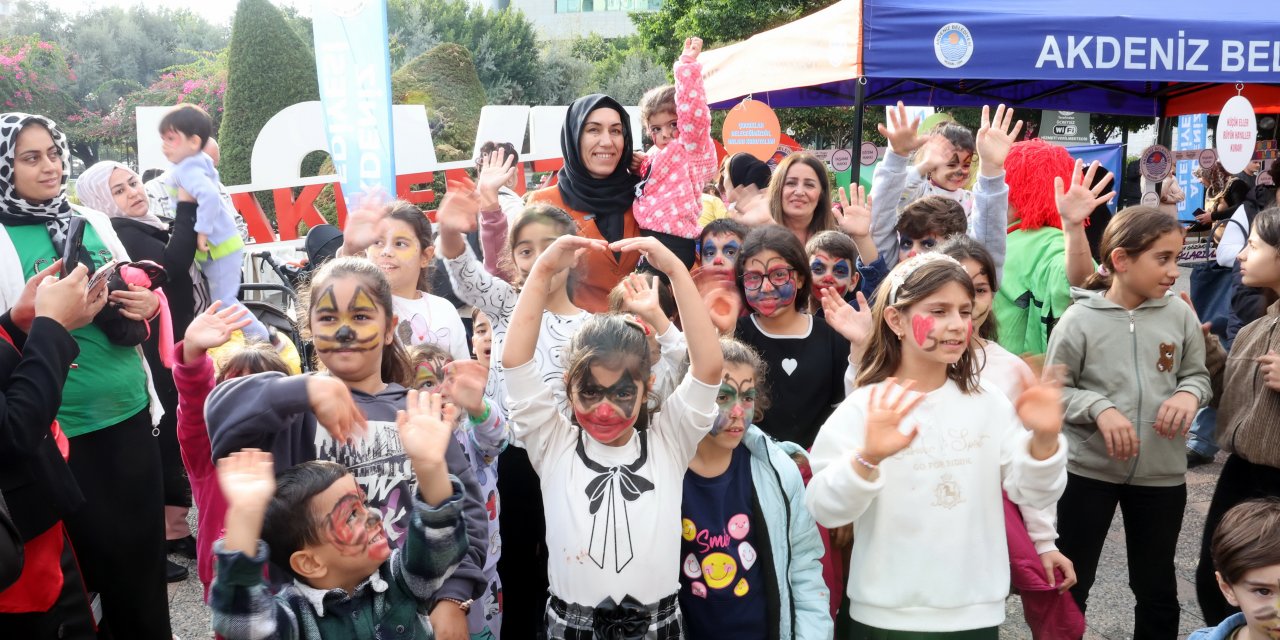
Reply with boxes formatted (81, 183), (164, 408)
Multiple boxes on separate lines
(1014, 367), (1064, 459)
(441, 360), (488, 418)
(396, 390), (458, 468)
(1054, 159), (1116, 230)
(976, 104), (1023, 176)
(822, 288), (872, 353)
(860, 378), (925, 466)
(476, 148), (517, 202)
(610, 236), (686, 276)
(216, 448), (277, 513)
(876, 101), (925, 156)
(530, 235), (608, 284)
(183, 301), (253, 361)
(913, 135), (957, 177)
(1095, 407), (1137, 460)
(307, 375), (368, 444)
(340, 193), (391, 256)
(34, 262), (108, 331)
(620, 273), (666, 327)
(1154, 390), (1198, 439)
(833, 185), (872, 238)
(682, 36), (703, 60)
(436, 183), (482, 236)
(728, 184), (773, 227)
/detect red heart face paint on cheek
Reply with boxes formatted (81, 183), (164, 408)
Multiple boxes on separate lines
(911, 314), (935, 348)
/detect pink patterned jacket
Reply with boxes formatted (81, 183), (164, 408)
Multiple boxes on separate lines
(633, 54), (717, 239)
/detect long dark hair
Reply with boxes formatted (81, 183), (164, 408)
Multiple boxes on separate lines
(856, 258), (980, 393)
(385, 200), (434, 292)
(1084, 206), (1184, 291)
(299, 257), (414, 388)
(735, 224), (812, 313)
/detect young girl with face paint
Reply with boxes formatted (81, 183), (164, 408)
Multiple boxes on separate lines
(407, 344), (510, 638)
(733, 225), (855, 449)
(363, 201), (470, 361)
(1045, 206), (1211, 637)
(805, 253), (1068, 637)
(205, 257), (492, 638)
(1195, 206), (1280, 623)
(503, 233), (722, 639)
(679, 338), (833, 640)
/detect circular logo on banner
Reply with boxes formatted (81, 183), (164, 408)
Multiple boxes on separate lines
(934, 23), (974, 69)
(325, 0), (370, 18)
(723, 100), (782, 162)
(860, 141), (879, 166)
(1140, 145), (1173, 182)
(1141, 192), (1160, 207)
(1198, 148), (1218, 170)
(830, 149), (853, 172)
(1216, 95), (1258, 174)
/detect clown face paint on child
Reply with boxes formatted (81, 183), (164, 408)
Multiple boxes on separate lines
(742, 253), (798, 317)
(571, 362), (645, 445)
(319, 477), (391, 563)
(809, 250), (854, 299)
(414, 354), (450, 391)
(700, 233), (743, 270)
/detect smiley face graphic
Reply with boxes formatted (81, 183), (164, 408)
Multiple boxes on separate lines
(682, 518), (697, 541)
(728, 513), (750, 540)
(701, 552), (738, 589)
(682, 553), (702, 579)
(733, 578), (750, 597)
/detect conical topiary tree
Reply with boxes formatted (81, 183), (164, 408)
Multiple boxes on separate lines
(217, 0), (320, 188)
(392, 43), (487, 162)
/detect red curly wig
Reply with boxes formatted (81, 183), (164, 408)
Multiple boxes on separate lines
(1005, 139), (1076, 232)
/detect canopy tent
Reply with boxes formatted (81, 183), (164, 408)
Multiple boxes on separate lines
(700, 0), (1280, 117)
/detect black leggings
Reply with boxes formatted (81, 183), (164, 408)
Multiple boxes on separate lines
(1055, 473), (1186, 640)
(1196, 454), (1280, 624)
(62, 409), (171, 640)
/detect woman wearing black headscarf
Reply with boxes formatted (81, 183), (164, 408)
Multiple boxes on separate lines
(528, 94), (642, 313)
(0, 113), (171, 639)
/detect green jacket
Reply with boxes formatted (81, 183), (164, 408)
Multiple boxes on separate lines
(993, 227), (1078, 356)
(1047, 288), (1212, 487)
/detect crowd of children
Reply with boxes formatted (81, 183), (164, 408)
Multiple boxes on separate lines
(2, 32), (1280, 640)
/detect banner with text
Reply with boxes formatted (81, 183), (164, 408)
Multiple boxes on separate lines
(1175, 114), (1207, 222)
(312, 0), (396, 210)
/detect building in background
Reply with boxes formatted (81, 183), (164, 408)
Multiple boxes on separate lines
(506, 0), (659, 39)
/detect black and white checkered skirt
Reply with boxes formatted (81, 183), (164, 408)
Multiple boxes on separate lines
(544, 593), (683, 640)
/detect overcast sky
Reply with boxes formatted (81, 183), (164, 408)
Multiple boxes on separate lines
(43, 0), (311, 27)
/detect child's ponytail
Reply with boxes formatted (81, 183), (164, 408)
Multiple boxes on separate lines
(1085, 206), (1184, 291)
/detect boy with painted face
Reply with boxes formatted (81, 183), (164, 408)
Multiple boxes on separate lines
(679, 338), (832, 640)
(210, 392), (469, 640)
(1189, 499), (1280, 640)
(806, 230), (889, 315)
(503, 234), (723, 639)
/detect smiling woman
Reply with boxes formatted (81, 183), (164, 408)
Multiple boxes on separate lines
(527, 94), (643, 313)
(768, 153), (836, 246)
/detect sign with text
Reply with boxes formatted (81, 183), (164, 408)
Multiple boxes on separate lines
(1215, 95), (1258, 174)
(722, 100), (781, 161)
(312, 0), (396, 210)
(1039, 110), (1091, 146)
(1175, 114), (1207, 221)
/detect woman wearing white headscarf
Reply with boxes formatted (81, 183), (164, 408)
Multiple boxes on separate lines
(77, 160), (203, 581)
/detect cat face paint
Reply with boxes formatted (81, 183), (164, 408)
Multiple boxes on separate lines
(809, 250), (854, 298)
(742, 253), (798, 317)
(322, 488), (389, 560)
(572, 364), (643, 444)
(414, 355), (450, 391)
(711, 370), (757, 438)
(311, 284), (385, 354)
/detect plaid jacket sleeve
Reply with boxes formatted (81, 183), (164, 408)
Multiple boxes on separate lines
(394, 476), (470, 602)
(210, 540), (299, 640)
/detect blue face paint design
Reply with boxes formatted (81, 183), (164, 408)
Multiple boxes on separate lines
(701, 236), (742, 268)
(810, 253), (855, 298)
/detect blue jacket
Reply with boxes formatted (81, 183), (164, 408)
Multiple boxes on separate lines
(1188, 612), (1246, 639)
(741, 425), (833, 640)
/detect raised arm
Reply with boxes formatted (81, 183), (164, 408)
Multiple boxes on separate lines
(502, 235), (607, 369)
(1055, 159), (1113, 287)
(973, 104), (1019, 273)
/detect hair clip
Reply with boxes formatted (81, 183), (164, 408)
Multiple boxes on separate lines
(887, 253), (962, 304)
(620, 313), (651, 336)
(1096, 264), (1111, 277)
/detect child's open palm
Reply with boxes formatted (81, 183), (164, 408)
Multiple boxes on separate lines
(833, 185), (872, 238)
(975, 103), (1023, 171)
(621, 273), (664, 325)
(397, 390), (458, 467)
(877, 101), (924, 155)
(436, 182), (481, 235)
(728, 184), (773, 227)
(861, 379), (925, 465)
(441, 360), (488, 418)
(216, 449), (276, 513)
(821, 288), (872, 351)
(682, 37), (703, 60)
(476, 149), (517, 199)
(184, 301), (252, 354)
(1014, 367), (1065, 441)
(1054, 159), (1116, 229)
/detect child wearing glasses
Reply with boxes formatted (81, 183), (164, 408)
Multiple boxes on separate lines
(634, 36), (717, 267)
(734, 225), (855, 449)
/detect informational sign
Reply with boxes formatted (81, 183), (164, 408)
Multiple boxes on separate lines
(723, 100), (781, 161)
(1198, 148), (1218, 170)
(1039, 110), (1091, 146)
(1215, 95), (1258, 174)
(1139, 145), (1173, 182)
(831, 148), (853, 172)
(312, 0), (396, 210)
(1175, 114), (1207, 220)
(859, 142), (879, 166)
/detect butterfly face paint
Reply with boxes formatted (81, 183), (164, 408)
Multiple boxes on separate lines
(572, 365), (643, 445)
(312, 284), (385, 355)
(809, 250), (854, 298)
(323, 488), (389, 560)
(742, 253), (798, 317)
(711, 369), (757, 437)
(414, 355), (450, 391)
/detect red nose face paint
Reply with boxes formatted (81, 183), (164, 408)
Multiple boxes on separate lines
(575, 402), (635, 444)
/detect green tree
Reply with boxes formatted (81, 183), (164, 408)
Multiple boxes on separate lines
(218, 0), (320, 188)
(1090, 114), (1154, 144)
(392, 43), (488, 161)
